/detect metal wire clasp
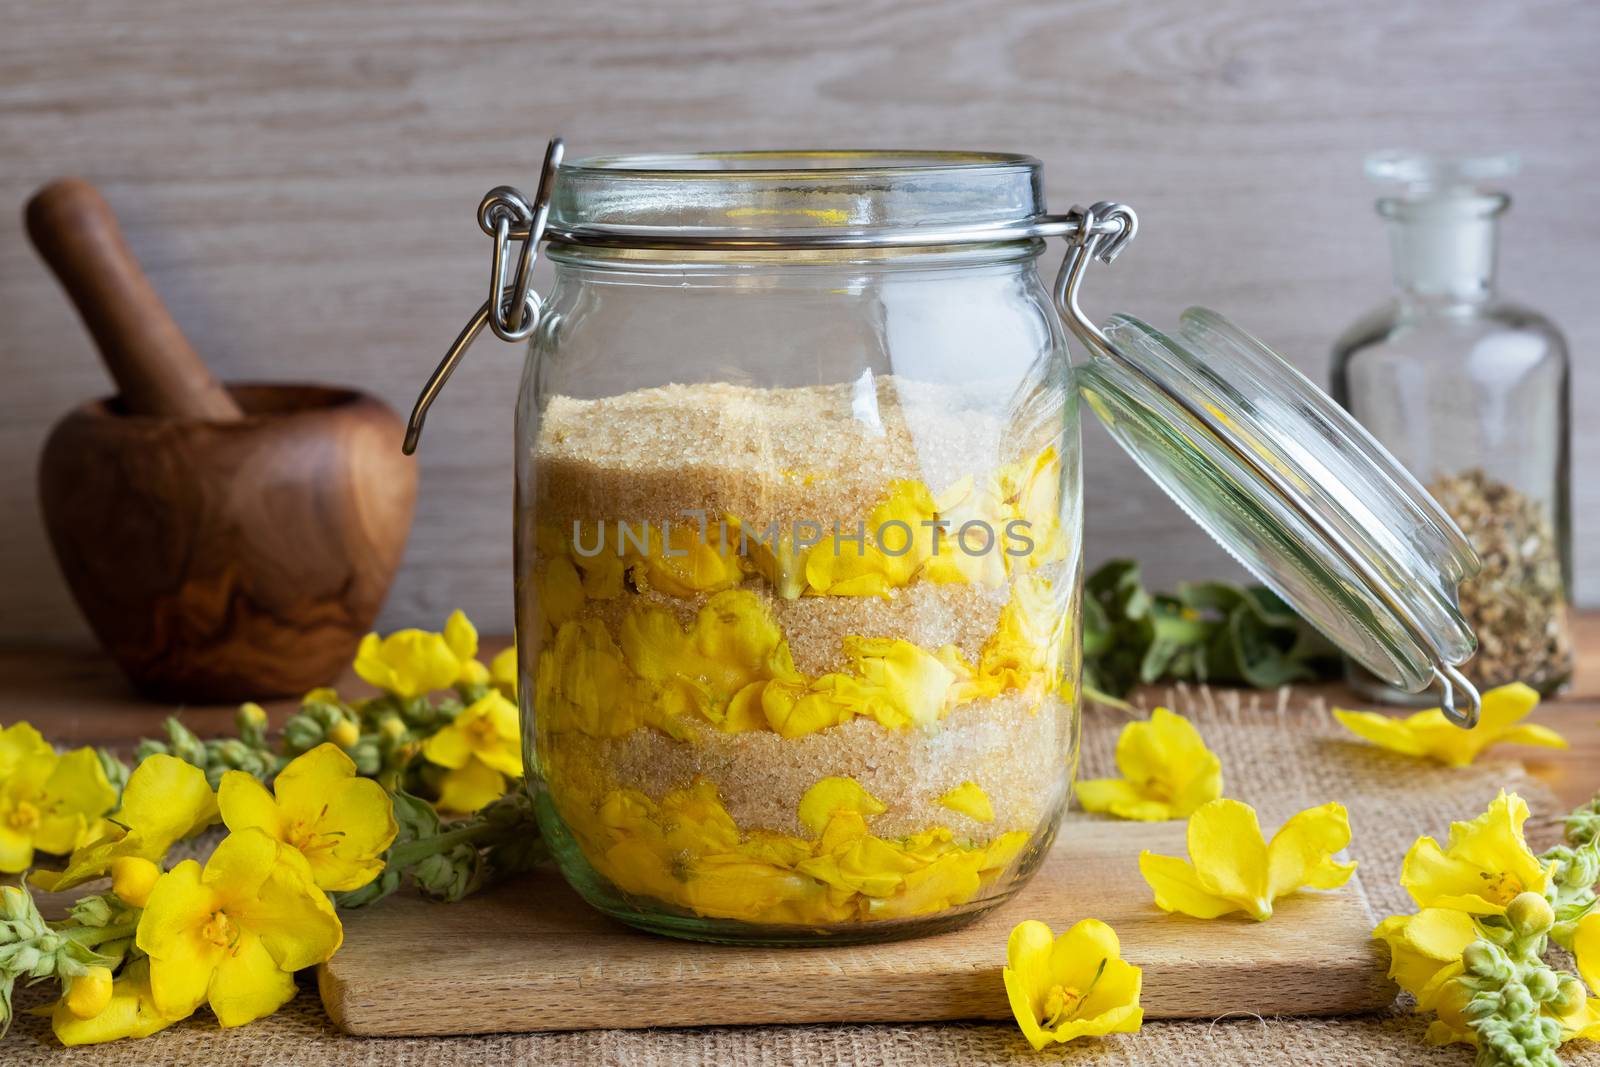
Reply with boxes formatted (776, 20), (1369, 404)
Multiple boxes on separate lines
(402, 138), (564, 454)
(1050, 200), (1139, 366)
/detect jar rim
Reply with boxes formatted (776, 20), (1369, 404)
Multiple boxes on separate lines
(549, 150), (1050, 247)
(560, 149), (1041, 179)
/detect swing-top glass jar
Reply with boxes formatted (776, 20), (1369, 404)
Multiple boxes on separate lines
(405, 139), (1483, 944)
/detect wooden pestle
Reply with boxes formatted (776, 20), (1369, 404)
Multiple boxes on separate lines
(25, 178), (243, 420)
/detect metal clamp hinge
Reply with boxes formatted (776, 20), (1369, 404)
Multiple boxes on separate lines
(402, 138), (564, 454)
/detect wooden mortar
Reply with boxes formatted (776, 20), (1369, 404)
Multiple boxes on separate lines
(29, 178), (418, 701)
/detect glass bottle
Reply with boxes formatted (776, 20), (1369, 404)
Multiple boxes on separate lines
(1331, 152), (1573, 698)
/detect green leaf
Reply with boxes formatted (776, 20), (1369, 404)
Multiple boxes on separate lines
(1082, 559), (1341, 699)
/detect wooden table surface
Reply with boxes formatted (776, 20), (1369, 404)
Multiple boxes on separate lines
(4, 614), (1597, 807)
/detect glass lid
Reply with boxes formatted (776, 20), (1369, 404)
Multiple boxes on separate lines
(1073, 305), (1482, 721)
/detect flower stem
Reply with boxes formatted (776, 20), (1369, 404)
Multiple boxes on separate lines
(61, 921), (138, 948)
(386, 821), (503, 869)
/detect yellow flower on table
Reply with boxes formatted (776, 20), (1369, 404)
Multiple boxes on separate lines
(51, 958), (181, 1046)
(1552, 994), (1600, 1045)
(0, 722), (117, 873)
(1400, 791), (1547, 915)
(354, 609), (488, 699)
(30, 753), (213, 892)
(63, 965), (115, 1020)
(423, 691), (523, 813)
(1076, 708), (1222, 822)
(1371, 907), (1478, 1007)
(490, 644), (518, 700)
(1003, 918), (1143, 1050)
(1568, 912), (1600, 998)
(1139, 798), (1355, 921)
(218, 744), (398, 892)
(1332, 682), (1565, 768)
(136, 828), (342, 1028)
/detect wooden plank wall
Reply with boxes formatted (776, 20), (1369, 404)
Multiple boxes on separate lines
(2, 0), (1596, 643)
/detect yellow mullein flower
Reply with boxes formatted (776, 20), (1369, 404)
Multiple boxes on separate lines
(793, 638), (959, 735)
(423, 691), (523, 813)
(1400, 791), (1547, 915)
(64, 965), (115, 1019)
(628, 522), (746, 596)
(959, 574), (1062, 702)
(1139, 798), (1355, 920)
(444, 609), (492, 687)
(536, 618), (639, 738)
(562, 772), (1030, 927)
(1371, 908), (1478, 1006)
(939, 782), (995, 823)
(218, 744), (398, 892)
(1333, 682), (1565, 768)
(31, 755), (217, 892)
(136, 828), (343, 1028)
(111, 856), (162, 908)
(539, 555), (586, 630)
(805, 480), (938, 596)
(1573, 913), (1600, 996)
(1076, 708), (1222, 821)
(920, 473), (1010, 587)
(354, 610), (486, 699)
(0, 722), (117, 872)
(1003, 918), (1143, 1050)
(51, 958), (180, 1046)
(490, 645), (517, 700)
(727, 513), (809, 599)
(798, 777), (886, 835)
(1553, 996), (1600, 1044)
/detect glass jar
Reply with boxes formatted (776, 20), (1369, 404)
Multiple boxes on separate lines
(405, 139), (1483, 945)
(1331, 152), (1573, 699)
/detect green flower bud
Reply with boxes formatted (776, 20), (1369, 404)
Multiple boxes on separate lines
(1566, 806), (1600, 847)
(334, 868), (402, 910)
(1501, 982), (1535, 1019)
(8, 945), (39, 974)
(283, 715), (327, 753)
(0, 886), (32, 923)
(378, 716), (408, 745)
(1563, 847), (1600, 888)
(133, 737), (171, 763)
(95, 748), (131, 795)
(349, 739), (383, 777)
(67, 895), (114, 928)
(1523, 966), (1559, 1003)
(1551, 973), (1586, 1015)
(165, 719), (206, 764)
(1463, 940), (1512, 980)
(414, 849), (479, 902)
(1506, 892), (1555, 939)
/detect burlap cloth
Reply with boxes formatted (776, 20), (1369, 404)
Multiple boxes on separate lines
(10, 684), (1598, 1065)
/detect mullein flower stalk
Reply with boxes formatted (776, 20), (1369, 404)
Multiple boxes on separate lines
(335, 787), (544, 908)
(1451, 894), (1580, 1067)
(1542, 793), (1600, 951)
(0, 885), (134, 1038)
(134, 707), (283, 789)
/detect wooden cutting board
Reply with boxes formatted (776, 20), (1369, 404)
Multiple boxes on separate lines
(317, 820), (1393, 1036)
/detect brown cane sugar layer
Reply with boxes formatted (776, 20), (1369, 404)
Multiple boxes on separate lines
(577, 578), (1013, 676)
(534, 377), (1031, 527)
(544, 691), (1072, 842)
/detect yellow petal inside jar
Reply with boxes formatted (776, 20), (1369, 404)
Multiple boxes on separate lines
(529, 378), (1078, 930)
